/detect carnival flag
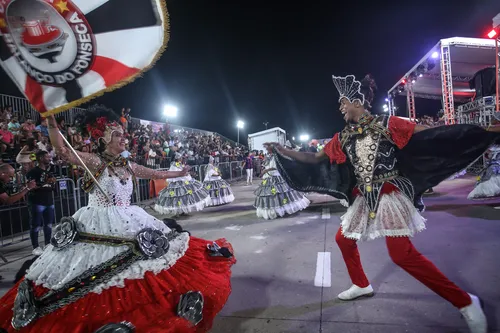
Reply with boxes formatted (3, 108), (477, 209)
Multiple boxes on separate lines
(0, 0), (168, 116)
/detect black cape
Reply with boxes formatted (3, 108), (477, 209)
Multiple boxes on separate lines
(274, 124), (500, 206)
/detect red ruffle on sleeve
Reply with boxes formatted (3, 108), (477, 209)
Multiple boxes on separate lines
(323, 133), (346, 164)
(388, 116), (416, 149)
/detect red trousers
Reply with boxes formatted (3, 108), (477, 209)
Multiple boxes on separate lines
(335, 228), (471, 308)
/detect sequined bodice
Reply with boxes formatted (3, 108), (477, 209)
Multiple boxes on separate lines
(342, 116), (399, 188)
(341, 115), (414, 219)
(345, 130), (399, 187)
(87, 168), (133, 207)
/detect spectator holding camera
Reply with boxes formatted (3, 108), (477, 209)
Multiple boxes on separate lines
(26, 150), (56, 256)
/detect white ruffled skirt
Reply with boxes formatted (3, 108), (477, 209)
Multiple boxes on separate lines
(26, 205), (189, 293)
(468, 175), (500, 199)
(340, 191), (426, 241)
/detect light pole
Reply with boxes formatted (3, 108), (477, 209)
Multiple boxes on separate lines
(237, 120), (244, 145)
(299, 134), (310, 142)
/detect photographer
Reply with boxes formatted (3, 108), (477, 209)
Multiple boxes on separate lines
(0, 163), (35, 206)
(0, 163), (35, 280)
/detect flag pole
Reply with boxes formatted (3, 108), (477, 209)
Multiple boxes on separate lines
(57, 130), (111, 202)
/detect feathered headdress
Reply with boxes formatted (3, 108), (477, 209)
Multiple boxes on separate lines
(86, 117), (123, 144)
(76, 105), (123, 144)
(332, 75), (365, 106)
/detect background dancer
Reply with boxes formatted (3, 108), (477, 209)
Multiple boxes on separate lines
(254, 145), (309, 220)
(269, 74), (500, 333)
(468, 146), (500, 200)
(155, 153), (210, 216)
(203, 156), (235, 206)
(0, 106), (235, 332)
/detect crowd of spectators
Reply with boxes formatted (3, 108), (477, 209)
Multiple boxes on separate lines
(121, 122), (246, 169)
(416, 115), (445, 127)
(0, 106), (246, 182)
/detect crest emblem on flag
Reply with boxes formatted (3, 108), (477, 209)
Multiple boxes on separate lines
(0, 0), (168, 116)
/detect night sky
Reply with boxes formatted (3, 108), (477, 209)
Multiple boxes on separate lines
(1, 0), (500, 141)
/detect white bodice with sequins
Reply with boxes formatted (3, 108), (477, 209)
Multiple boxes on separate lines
(87, 168), (134, 207)
(168, 163), (192, 182)
(204, 164), (222, 181)
(263, 156), (280, 179)
(26, 167), (190, 293)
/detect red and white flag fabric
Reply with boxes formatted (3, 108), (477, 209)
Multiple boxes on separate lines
(0, 0), (168, 116)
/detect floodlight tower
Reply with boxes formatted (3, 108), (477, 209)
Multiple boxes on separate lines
(493, 14), (500, 112)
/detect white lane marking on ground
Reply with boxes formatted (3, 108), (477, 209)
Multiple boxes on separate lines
(314, 252), (331, 287)
(308, 215), (320, 219)
(254, 249), (263, 254)
(250, 235), (267, 240)
(295, 221), (306, 225)
(225, 225), (242, 231)
(322, 208), (331, 219)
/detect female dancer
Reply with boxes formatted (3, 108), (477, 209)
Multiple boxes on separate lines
(0, 106), (235, 333)
(203, 156), (234, 206)
(254, 145), (309, 219)
(154, 153), (211, 215)
(270, 74), (499, 333)
(468, 146), (500, 199)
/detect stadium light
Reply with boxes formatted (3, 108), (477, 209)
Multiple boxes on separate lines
(292, 136), (295, 141)
(383, 104), (389, 112)
(299, 134), (309, 142)
(431, 51), (439, 59)
(163, 105), (178, 118)
(488, 29), (497, 39)
(236, 120), (244, 145)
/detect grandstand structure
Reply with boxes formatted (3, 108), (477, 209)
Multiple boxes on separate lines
(0, 93), (241, 147)
(387, 37), (498, 126)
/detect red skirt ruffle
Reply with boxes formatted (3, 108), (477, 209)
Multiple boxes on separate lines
(0, 237), (235, 333)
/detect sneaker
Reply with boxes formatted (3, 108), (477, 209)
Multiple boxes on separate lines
(338, 284), (374, 301)
(32, 247), (43, 256)
(460, 294), (487, 333)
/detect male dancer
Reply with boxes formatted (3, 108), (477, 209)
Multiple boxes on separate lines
(271, 74), (496, 333)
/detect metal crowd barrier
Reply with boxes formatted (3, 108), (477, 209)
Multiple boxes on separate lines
(1, 163), (245, 249)
(0, 178), (78, 247)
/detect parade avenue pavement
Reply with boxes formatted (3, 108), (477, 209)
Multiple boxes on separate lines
(1, 177), (499, 333)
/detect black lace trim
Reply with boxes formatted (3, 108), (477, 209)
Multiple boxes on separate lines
(38, 249), (141, 315)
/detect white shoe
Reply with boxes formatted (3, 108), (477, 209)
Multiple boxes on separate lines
(32, 247), (43, 256)
(338, 284), (374, 301)
(460, 294), (487, 333)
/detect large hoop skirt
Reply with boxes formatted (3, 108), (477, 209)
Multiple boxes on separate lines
(0, 237), (235, 333)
